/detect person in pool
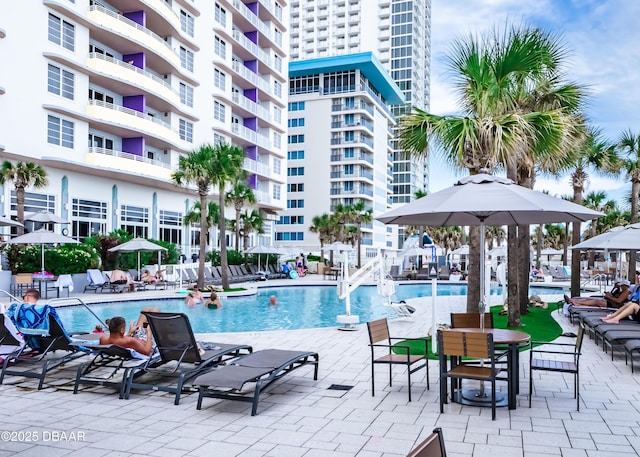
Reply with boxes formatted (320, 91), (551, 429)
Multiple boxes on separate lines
(184, 286), (204, 306)
(205, 292), (222, 309)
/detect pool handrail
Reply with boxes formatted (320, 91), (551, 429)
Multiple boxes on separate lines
(0, 289), (22, 303)
(46, 297), (107, 328)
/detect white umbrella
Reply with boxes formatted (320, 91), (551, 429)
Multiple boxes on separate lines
(571, 223), (640, 251)
(246, 245), (284, 271)
(0, 215), (23, 228)
(401, 246), (431, 270)
(24, 211), (69, 224)
(488, 246), (507, 258)
(108, 237), (167, 280)
(6, 228), (79, 275)
(451, 245), (469, 255)
(378, 174), (602, 322)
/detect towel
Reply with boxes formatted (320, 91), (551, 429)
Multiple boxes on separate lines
(7, 303), (72, 350)
(86, 269), (105, 285)
(55, 274), (74, 293)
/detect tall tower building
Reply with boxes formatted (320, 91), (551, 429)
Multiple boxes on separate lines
(289, 0), (432, 201)
(277, 53), (404, 255)
(0, 1), (288, 252)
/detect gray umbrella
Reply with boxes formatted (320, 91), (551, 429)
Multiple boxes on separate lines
(377, 174), (603, 317)
(0, 215), (23, 228)
(246, 245), (284, 271)
(24, 210), (69, 224)
(108, 238), (167, 280)
(571, 223), (640, 251)
(7, 228), (79, 275)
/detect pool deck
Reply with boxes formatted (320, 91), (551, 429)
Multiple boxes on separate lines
(2, 276), (639, 456)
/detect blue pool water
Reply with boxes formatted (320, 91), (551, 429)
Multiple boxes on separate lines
(57, 284), (562, 334)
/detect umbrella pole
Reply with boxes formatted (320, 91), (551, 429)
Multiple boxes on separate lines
(41, 243), (45, 276)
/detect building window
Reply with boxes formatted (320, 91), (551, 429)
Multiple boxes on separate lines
(287, 150), (305, 160)
(159, 210), (183, 245)
(273, 133), (281, 149)
(214, 101), (226, 122)
(180, 10), (194, 37)
(288, 101), (305, 111)
(274, 80), (282, 98)
(88, 133), (114, 150)
(48, 13), (74, 51)
(287, 183), (304, 192)
(275, 232), (304, 241)
(272, 183), (281, 200)
(287, 167), (304, 176)
(273, 106), (282, 123)
(344, 147), (354, 158)
(273, 54), (282, 72)
(287, 199), (304, 208)
(214, 69), (226, 90)
(288, 134), (305, 144)
(120, 205), (149, 238)
(71, 198), (107, 240)
(47, 64), (74, 100)
(179, 119), (193, 142)
(214, 36), (226, 59)
(214, 3), (226, 26)
(179, 83), (193, 107)
(180, 47), (194, 72)
(288, 118), (305, 128)
(47, 115), (74, 148)
(273, 158), (281, 174)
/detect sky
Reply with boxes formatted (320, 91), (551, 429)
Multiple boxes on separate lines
(426, 0), (640, 206)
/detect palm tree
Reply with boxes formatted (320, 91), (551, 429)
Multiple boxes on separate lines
(351, 200), (373, 267)
(226, 177), (256, 251)
(184, 201), (219, 229)
(583, 191), (614, 267)
(239, 209), (264, 252)
(617, 130), (640, 281)
(172, 143), (245, 289)
(0, 161), (48, 235)
(310, 213), (334, 265)
(399, 25), (579, 317)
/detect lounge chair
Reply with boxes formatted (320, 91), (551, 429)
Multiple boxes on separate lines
(125, 311), (253, 404)
(385, 300), (416, 318)
(194, 349), (319, 416)
(84, 269), (107, 293)
(438, 265), (450, 281)
(0, 314), (24, 357)
(71, 343), (161, 399)
(1, 303), (89, 389)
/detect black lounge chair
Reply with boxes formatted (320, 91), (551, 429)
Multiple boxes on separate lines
(194, 349), (319, 416)
(71, 343), (161, 398)
(0, 304), (89, 389)
(125, 311), (253, 404)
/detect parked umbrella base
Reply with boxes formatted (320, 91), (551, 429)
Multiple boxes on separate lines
(454, 389), (508, 407)
(337, 314), (359, 331)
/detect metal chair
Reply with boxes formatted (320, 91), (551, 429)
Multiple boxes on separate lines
(366, 318), (429, 401)
(438, 330), (502, 420)
(529, 323), (584, 411)
(406, 427), (447, 457)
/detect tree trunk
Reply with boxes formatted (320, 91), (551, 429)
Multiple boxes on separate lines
(16, 186), (25, 236)
(507, 225), (521, 327)
(571, 221), (581, 297)
(197, 194), (207, 289)
(467, 226), (480, 313)
(235, 208), (241, 252)
(628, 181), (639, 281)
(357, 226), (362, 268)
(518, 224), (529, 315)
(536, 225), (542, 269)
(219, 191), (229, 289)
(563, 224), (569, 267)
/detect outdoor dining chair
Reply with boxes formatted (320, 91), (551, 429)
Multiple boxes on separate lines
(406, 427), (447, 457)
(366, 318), (429, 401)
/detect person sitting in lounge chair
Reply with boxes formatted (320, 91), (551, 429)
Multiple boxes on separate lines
(100, 316), (153, 356)
(21, 288), (40, 304)
(110, 269), (134, 286)
(566, 280), (631, 308)
(140, 269), (157, 284)
(185, 287), (204, 306)
(127, 307), (161, 341)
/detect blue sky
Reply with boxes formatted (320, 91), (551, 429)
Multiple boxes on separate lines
(427, 0), (640, 206)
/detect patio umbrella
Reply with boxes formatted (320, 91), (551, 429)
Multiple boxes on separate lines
(0, 215), (23, 228)
(246, 245), (284, 272)
(24, 211), (69, 224)
(6, 228), (78, 276)
(377, 174), (602, 322)
(108, 238), (167, 280)
(400, 246), (431, 270)
(571, 223), (640, 251)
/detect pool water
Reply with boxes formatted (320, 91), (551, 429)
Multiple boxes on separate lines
(57, 284), (562, 334)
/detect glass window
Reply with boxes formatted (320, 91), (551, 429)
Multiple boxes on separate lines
(214, 101), (226, 122)
(48, 13), (74, 51)
(47, 64), (74, 99)
(180, 47), (194, 72)
(214, 69), (226, 90)
(179, 119), (193, 142)
(272, 183), (281, 200)
(180, 10), (194, 37)
(47, 115), (74, 148)
(179, 82), (193, 107)
(214, 3), (226, 26)
(214, 37), (226, 59)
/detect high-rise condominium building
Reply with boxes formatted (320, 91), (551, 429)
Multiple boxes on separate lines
(0, 0), (287, 254)
(288, 0), (432, 205)
(276, 53), (404, 254)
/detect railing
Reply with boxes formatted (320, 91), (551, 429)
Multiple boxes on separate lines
(89, 147), (173, 169)
(329, 153), (374, 165)
(88, 100), (177, 133)
(232, 61), (271, 94)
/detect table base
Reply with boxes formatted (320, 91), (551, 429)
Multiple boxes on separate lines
(454, 389), (508, 408)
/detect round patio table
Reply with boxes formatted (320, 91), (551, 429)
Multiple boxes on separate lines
(445, 328), (531, 410)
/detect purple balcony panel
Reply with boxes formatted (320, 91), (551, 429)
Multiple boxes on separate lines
(244, 88), (257, 103)
(244, 117), (257, 131)
(247, 174), (257, 189)
(122, 137), (144, 156)
(246, 145), (257, 160)
(123, 94), (145, 113)
(245, 30), (258, 45)
(244, 60), (258, 73)
(124, 10), (145, 27)
(123, 53), (144, 69)
(246, 2), (258, 15)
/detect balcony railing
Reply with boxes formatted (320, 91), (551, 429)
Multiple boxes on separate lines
(88, 147), (172, 169)
(89, 100), (175, 131)
(329, 153), (374, 165)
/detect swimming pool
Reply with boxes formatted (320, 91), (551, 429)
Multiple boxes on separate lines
(57, 284), (562, 334)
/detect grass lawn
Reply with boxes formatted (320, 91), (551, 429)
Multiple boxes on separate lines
(393, 302), (564, 359)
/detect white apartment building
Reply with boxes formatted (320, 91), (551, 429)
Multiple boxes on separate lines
(0, 0), (287, 254)
(288, 0), (432, 209)
(276, 53), (404, 255)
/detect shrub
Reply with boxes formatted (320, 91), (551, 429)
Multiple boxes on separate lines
(3, 243), (99, 275)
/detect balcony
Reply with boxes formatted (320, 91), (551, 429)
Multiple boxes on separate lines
(330, 152), (374, 165)
(330, 186), (374, 197)
(230, 0), (284, 52)
(88, 5), (180, 71)
(330, 119), (373, 133)
(86, 100), (183, 147)
(231, 92), (270, 120)
(330, 170), (374, 180)
(244, 157), (274, 179)
(87, 147), (172, 180)
(87, 53), (180, 107)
